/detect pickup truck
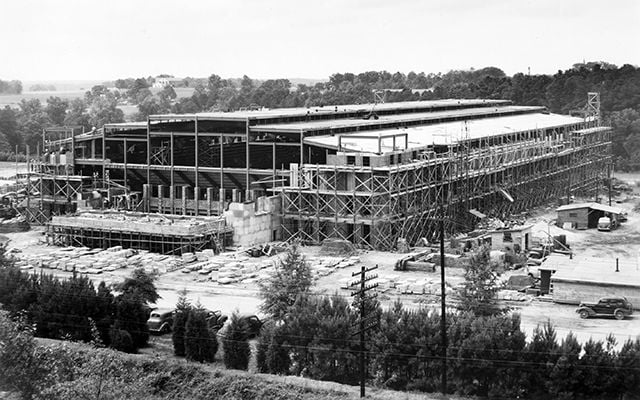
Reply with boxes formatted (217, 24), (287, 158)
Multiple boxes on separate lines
(576, 297), (633, 320)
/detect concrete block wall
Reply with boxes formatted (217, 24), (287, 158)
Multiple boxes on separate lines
(224, 195), (282, 247)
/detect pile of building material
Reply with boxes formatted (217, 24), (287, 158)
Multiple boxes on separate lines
(179, 253), (362, 285)
(0, 216), (29, 233)
(319, 239), (357, 256)
(13, 246), (183, 274)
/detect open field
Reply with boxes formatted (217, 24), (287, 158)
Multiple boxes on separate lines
(0, 90), (87, 108)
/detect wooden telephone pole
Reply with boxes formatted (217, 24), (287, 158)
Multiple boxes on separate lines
(350, 265), (379, 398)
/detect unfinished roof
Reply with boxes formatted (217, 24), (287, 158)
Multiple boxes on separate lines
(556, 202), (624, 215)
(304, 112), (585, 152)
(104, 121), (148, 129)
(251, 105), (543, 134)
(148, 99), (511, 121)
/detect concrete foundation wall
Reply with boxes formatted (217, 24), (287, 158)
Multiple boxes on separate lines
(224, 195), (282, 247)
(552, 280), (640, 309)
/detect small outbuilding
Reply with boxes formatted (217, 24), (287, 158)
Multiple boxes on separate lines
(541, 254), (640, 307)
(555, 202), (624, 230)
(486, 225), (532, 253)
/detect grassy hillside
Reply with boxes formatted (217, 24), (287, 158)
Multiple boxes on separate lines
(19, 338), (457, 400)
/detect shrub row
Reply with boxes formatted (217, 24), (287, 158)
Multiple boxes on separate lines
(257, 296), (640, 399)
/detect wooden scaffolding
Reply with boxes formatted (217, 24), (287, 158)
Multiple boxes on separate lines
(280, 120), (611, 250)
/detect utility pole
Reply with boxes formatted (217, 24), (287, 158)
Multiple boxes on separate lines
(608, 162), (612, 206)
(439, 219), (447, 395)
(350, 265), (379, 398)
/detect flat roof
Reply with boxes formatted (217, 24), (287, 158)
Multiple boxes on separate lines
(573, 126), (611, 135)
(487, 224), (533, 234)
(543, 254), (640, 287)
(148, 99), (511, 121)
(103, 121), (148, 129)
(556, 202), (624, 214)
(304, 112), (585, 152)
(252, 105), (543, 133)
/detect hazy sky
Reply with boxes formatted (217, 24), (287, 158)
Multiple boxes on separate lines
(2, 0), (639, 81)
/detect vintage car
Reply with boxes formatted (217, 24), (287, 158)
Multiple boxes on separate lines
(576, 297), (633, 320)
(147, 308), (175, 334)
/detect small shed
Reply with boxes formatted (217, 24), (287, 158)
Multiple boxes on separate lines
(487, 225), (532, 253)
(541, 255), (640, 307)
(556, 202), (624, 229)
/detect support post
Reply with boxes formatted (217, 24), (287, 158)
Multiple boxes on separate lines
(158, 185), (164, 214)
(181, 185), (188, 215)
(440, 218), (447, 395)
(142, 184), (150, 213)
(194, 186), (200, 215)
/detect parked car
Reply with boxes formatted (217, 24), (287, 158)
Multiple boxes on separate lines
(147, 308), (175, 334)
(576, 297), (633, 320)
(238, 314), (263, 339)
(206, 309), (228, 331)
(597, 216), (614, 231)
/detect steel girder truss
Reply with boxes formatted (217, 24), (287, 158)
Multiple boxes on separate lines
(281, 122), (611, 250)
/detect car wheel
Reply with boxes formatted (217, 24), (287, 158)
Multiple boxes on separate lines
(614, 310), (625, 320)
(579, 310), (589, 319)
(161, 324), (171, 334)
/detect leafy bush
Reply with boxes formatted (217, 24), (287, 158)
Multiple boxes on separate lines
(110, 328), (134, 353)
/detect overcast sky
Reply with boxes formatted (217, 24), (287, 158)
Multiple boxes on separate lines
(2, 0), (639, 81)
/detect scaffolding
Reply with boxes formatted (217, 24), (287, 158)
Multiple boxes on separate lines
(280, 119), (611, 250)
(46, 211), (231, 255)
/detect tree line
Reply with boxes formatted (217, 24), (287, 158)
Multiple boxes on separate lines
(0, 79), (22, 94)
(0, 254), (158, 353)
(1, 61), (640, 166)
(252, 245), (640, 399)
(1, 245), (640, 399)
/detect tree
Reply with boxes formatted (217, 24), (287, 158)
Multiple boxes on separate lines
(0, 106), (19, 151)
(64, 98), (91, 131)
(0, 311), (48, 398)
(184, 305), (217, 362)
(456, 246), (505, 316)
(112, 293), (149, 351)
(259, 244), (313, 321)
(0, 79), (22, 94)
(45, 96), (69, 126)
(126, 78), (150, 103)
(256, 320), (290, 374)
(222, 310), (251, 370)
(116, 268), (159, 305)
(607, 108), (640, 170)
(172, 290), (191, 356)
(158, 85), (177, 100)
(88, 93), (124, 128)
(84, 85), (109, 104)
(17, 98), (50, 150)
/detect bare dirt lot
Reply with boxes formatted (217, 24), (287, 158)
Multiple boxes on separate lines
(4, 173), (640, 349)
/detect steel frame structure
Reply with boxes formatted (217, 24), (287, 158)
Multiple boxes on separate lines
(280, 120), (611, 250)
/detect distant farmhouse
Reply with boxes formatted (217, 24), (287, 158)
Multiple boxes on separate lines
(153, 77), (184, 89)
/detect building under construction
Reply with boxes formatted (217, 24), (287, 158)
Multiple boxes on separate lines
(26, 96), (610, 251)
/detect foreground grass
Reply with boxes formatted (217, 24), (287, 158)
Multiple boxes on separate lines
(27, 338), (460, 400)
